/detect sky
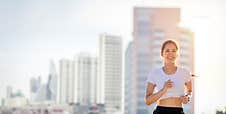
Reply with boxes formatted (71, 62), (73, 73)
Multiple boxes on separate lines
(1, 0), (226, 114)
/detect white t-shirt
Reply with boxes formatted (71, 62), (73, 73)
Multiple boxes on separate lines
(146, 67), (191, 99)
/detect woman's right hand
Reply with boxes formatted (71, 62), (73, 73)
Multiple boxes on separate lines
(162, 79), (173, 92)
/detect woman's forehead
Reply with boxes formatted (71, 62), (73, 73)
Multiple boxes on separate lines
(164, 43), (177, 49)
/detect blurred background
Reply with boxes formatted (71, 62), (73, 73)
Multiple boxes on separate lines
(1, 0), (226, 114)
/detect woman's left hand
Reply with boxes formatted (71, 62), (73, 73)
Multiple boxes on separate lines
(180, 95), (189, 104)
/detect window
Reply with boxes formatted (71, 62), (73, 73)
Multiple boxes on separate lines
(137, 61), (151, 67)
(153, 29), (165, 37)
(137, 53), (150, 58)
(137, 21), (150, 29)
(137, 30), (151, 37)
(137, 69), (149, 75)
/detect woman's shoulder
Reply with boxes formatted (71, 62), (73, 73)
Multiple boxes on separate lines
(147, 68), (162, 83)
(177, 67), (191, 74)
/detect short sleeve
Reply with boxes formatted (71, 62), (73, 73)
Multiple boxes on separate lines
(184, 69), (192, 82)
(146, 71), (156, 85)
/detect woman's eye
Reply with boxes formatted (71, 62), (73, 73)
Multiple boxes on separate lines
(165, 50), (176, 53)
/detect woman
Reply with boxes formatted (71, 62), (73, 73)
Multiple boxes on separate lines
(145, 39), (192, 114)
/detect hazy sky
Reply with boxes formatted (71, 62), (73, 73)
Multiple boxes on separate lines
(1, 0), (226, 114)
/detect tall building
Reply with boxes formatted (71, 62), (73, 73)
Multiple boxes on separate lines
(99, 33), (122, 114)
(124, 42), (135, 114)
(124, 7), (194, 114)
(35, 84), (48, 102)
(178, 28), (195, 114)
(58, 59), (75, 104)
(1, 98), (5, 106)
(74, 53), (98, 105)
(178, 28), (194, 72)
(47, 60), (58, 102)
(30, 60), (58, 104)
(58, 54), (99, 106)
(30, 76), (41, 103)
(6, 86), (12, 99)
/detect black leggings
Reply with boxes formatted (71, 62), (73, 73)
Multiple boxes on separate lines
(153, 106), (184, 114)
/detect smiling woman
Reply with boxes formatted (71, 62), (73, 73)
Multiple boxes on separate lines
(145, 40), (192, 114)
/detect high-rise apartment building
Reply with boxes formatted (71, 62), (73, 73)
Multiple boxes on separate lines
(58, 54), (99, 106)
(58, 59), (75, 104)
(124, 42), (135, 114)
(99, 33), (122, 114)
(74, 53), (98, 105)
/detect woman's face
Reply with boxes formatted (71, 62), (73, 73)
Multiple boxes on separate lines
(162, 43), (178, 63)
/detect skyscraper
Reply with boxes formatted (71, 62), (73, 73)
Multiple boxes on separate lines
(47, 60), (58, 102)
(124, 42), (135, 114)
(58, 59), (75, 104)
(35, 84), (48, 102)
(178, 27), (195, 114)
(99, 33), (122, 114)
(30, 76), (41, 103)
(124, 7), (194, 114)
(58, 54), (99, 106)
(6, 86), (12, 99)
(74, 53), (98, 105)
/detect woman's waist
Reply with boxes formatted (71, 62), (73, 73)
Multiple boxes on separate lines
(155, 106), (183, 112)
(158, 97), (182, 107)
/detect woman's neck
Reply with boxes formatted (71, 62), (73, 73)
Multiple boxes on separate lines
(163, 62), (177, 74)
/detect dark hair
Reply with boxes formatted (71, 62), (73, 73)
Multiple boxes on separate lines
(161, 39), (179, 56)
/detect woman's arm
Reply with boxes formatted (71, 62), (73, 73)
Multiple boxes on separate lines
(180, 81), (192, 104)
(145, 80), (173, 105)
(185, 81), (192, 95)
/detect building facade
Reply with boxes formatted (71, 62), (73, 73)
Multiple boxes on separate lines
(58, 59), (75, 104)
(99, 33), (122, 114)
(74, 53), (98, 105)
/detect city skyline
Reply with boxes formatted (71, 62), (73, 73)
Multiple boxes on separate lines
(1, 0), (226, 114)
